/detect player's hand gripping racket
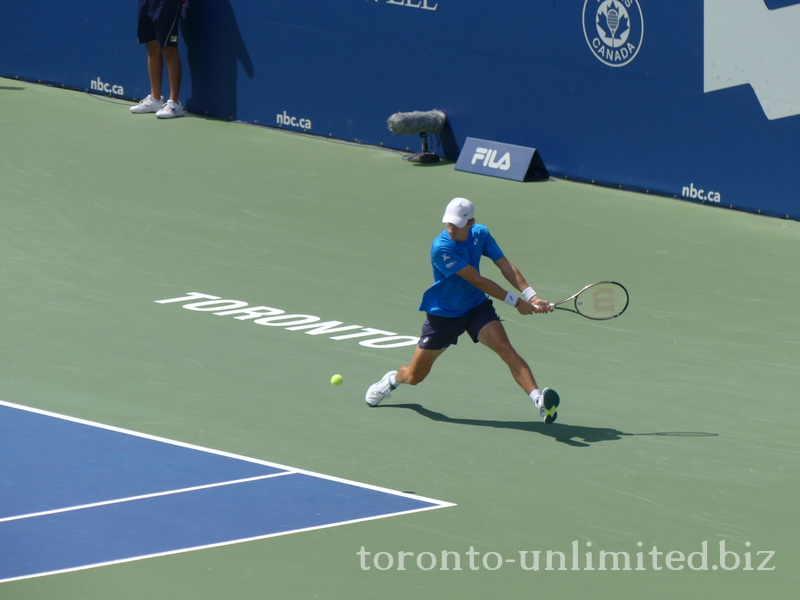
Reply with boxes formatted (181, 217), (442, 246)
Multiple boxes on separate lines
(549, 281), (629, 320)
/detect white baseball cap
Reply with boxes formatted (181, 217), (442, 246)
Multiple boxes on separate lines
(442, 197), (475, 228)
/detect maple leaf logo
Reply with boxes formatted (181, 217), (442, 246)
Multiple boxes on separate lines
(582, 0), (643, 67)
(597, 2), (630, 46)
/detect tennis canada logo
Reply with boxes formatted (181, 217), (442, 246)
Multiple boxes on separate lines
(583, 0), (644, 67)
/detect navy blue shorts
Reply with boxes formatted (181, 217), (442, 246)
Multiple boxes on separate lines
(418, 300), (500, 350)
(137, 0), (183, 48)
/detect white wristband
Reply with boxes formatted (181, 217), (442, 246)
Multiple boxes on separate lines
(522, 287), (536, 301)
(504, 292), (519, 307)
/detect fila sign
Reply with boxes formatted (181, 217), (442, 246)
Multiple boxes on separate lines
(455, 138), (549, 182)
(471, 147), (511, 171)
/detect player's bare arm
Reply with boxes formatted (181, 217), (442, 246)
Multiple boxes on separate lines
(454, 264), (535, 315)
(493, 256), (551, 313)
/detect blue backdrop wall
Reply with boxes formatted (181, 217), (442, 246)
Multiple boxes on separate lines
(2, 0), (799, 219)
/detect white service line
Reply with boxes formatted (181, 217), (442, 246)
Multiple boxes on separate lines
(0, 398), (455, 508)
(0, 471), (294, 524)
(0, 399), (456, 585)
(0, 503), (449, 584)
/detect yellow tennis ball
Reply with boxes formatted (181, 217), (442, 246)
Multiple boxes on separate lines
(330, 374), (343, 386)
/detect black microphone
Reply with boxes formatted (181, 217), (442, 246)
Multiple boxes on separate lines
(386, 110), (446, 163)
(387, 110), (446, 136)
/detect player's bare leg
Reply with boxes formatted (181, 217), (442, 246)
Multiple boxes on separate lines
(365, 347), (445, 406)
(131, 41), (167, 113)
(145, 40), (164, 100)
(396, 346), (447, 386)
(162, 46), (182, 102)
(477, 320), (537, 394)
(478, 320), (560, 423)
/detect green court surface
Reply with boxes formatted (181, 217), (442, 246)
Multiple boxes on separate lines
(1, 78), (798, 599)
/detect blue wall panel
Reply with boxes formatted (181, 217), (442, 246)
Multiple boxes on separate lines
(2, 0), (798, 219)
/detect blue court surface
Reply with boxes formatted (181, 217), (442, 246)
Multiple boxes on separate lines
(0, 401), (453, 583)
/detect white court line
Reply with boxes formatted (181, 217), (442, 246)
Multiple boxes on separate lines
(0, 503), (447, 584)
(0, 472), (293, 524)
(0, 398), (455, 584)
(0, 398), (455, 508)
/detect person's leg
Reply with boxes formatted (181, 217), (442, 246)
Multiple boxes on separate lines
(155, 46), (184, 117)
(365, 346), (446, 406)
(396, 346), (447, 385)
(366, 312), (459, 406)
(476, 320), (538, 394)
(145, 40), (164, 100)
(162, 46), (181, 102)
(477, 319), (560, 423)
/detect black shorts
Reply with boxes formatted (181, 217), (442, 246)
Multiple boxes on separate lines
(137, 0), (183, 48)
(418, 300), (500, 350)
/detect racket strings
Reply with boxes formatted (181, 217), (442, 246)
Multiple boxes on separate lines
(576, 283), (627, 319)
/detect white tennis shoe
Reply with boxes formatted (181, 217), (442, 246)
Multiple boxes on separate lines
(365, 370), (398, 407)
(156, 99), (185, 119)
(535, 387), (560, 424)
(130, 95), (165, 114)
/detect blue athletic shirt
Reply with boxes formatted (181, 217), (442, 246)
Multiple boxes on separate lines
(419, 224), (504, 317)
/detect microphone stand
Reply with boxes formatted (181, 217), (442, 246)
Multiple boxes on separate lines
(407, 132), (441, 164)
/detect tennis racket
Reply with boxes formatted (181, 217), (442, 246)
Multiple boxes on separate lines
(549, 281), (629, 320)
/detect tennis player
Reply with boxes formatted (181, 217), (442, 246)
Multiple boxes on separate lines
(130, 0), (185, 119)
(365, 197), (561, 424)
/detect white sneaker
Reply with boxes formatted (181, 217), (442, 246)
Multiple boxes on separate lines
(365, 370), (398, 407)
(155, 99), (185, 119)
(535, 387), (560, 424)
(130, 95), (164, 114)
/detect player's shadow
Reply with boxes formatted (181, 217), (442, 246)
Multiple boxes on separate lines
(181, 0), (254, 121)
(381, 404), (718, 447)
